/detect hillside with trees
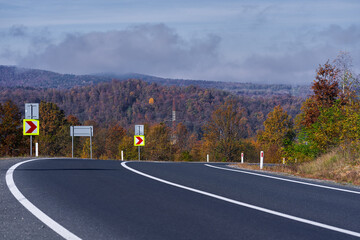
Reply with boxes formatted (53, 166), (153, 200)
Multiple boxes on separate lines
(251, 53), (360, 184)
(0, 65), (310, 97)
(0, 65), (113, 89)
(0, 79), (304, 137)
(0, 77), (304, 161)
(0, 53), (359, 188)
(1, 53), (359, 186)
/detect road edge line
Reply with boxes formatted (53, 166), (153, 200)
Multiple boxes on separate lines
(205, 164), (360, 195)
(121, 161), (360, 238)
(5, 158), (81, 240)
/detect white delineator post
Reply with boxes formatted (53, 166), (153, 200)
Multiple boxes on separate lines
(121, 150), (124, 161)
(35, 143), (38, 157)
(260, 151), (264, 169)
(283, 158), (285, 165)
(207, 154), (209, 163)
(241, 152), (244, 164)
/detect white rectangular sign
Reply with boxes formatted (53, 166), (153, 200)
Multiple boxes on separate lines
(70, 126), (93, 137)
(25, 103), (39, 119)
(135, 125), (144, 135)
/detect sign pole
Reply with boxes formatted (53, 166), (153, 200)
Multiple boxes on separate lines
(138, 125), (140, 160)
(30, 105), (33, 157)
(138, 146), (140, 161)
(30, 135), (32, 156)
(25, 103), (39, 156)
(134, 125), (145, 160)
(70, 126), (93, 158)
(71, 126), (74, 158)
(90, 128), (92, 159)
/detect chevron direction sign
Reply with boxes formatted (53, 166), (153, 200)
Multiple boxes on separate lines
(23, 119), (39, 135)
(134, 135), (145, 146)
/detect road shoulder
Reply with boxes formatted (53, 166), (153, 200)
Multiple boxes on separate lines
(228, 163), (360, 190)
(0, 158), (61, 240)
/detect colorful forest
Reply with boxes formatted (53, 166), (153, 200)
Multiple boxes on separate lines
(0, 54), (359, 166)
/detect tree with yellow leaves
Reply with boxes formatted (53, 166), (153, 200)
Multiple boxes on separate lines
(257, 105), (295, 163)
(145, 123), (172, 161)
(149, 97), (154, 105)
(203, 99), (248, 162)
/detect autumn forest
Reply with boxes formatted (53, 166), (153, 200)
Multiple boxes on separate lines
(0, 54), (359, 165)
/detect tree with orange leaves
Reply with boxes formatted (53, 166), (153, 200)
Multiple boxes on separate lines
(0, 100), (25, 156)
(299, 61), (340, 128)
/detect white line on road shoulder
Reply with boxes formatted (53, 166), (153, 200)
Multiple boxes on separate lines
(122, 161), (360, 238)
(205, 164), (360, 195)
(6, 158), (81, 240)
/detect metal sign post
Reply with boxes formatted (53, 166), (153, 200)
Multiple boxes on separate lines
(135, 125), (144, 161)
(25, 103), (39, 156)
(138, 146), (140, 161)
(134, 134), (145, 161)
(23, 119), (40, 156)
(90, 130), (92, 159)
(72, 126), (74, 158)
(30, 136), (32, 156)
(70, 126), (93, 159)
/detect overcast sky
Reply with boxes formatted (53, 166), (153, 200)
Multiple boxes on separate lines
(0, 0), (359, 84)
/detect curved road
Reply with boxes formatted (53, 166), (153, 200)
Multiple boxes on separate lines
(3, 158), (360, 239)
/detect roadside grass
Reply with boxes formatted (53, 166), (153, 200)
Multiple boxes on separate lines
(233, 150), (360, 186)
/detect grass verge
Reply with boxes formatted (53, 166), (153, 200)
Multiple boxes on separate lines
(232, 150), (360, 186)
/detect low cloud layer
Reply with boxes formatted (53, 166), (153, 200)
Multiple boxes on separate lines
(0, 25), (53, 64)
(320, 24), (360, 45)
(12, 23), (360, 84)
(19, 24), (221, 77)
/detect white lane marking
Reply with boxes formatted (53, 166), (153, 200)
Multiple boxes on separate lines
(6, 158), (81, 240)
(205, 164), (360, 195)
(122, 161), (360, 238)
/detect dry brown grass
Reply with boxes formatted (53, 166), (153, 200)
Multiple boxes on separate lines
(232, 150), (360, 186)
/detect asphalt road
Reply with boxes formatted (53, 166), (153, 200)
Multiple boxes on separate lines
(2, 158), (360, 239)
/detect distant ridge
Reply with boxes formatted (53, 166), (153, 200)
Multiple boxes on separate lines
(0, 65), (112, 89)
(0, 65), (310, 97)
